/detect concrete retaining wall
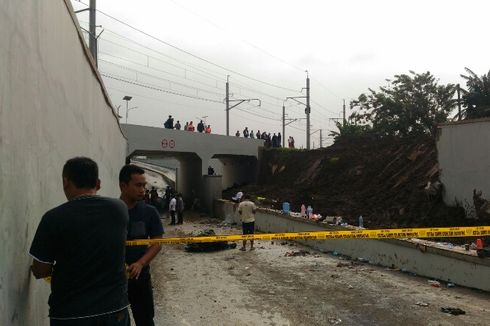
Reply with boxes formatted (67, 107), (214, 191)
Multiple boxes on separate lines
(0, 1), (126, 325)
(215, 200), (490, 292)
(437, 119), (490, 216)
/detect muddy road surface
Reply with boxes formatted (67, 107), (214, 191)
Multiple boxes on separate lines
(149, 215), (489, 325)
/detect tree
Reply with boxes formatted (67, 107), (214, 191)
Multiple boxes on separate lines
(350, 71), (456, 137)
(329, 121), (372, 140)
(460, 68), (490, 119)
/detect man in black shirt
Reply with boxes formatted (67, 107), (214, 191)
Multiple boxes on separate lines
(164, 115), (174, 129)
(29, 157), (129, 325)
(197, 120), (205, 133)
(119, 165), (164, 326)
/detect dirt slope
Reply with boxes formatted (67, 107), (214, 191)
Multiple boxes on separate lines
(228, 135), (480, 228)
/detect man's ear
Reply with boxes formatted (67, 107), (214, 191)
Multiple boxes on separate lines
(63, 177), (70, 190)
(96, 179), (101, 191)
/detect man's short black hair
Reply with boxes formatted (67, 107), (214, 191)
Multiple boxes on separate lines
(62, 157), (99, 189)
(119, 164), (145, 184)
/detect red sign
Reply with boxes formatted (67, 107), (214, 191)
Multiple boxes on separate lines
(161, 139), (175, 149)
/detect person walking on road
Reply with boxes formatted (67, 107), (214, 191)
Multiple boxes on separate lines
(30, 157), (130, 325)
(119, 165), (164, 326)
(169, 194), (177, 225)
(176, 193), (185, 224)
(238, 194), (257, 251)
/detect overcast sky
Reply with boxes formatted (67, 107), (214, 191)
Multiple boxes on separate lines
(73, 0), (490, 148)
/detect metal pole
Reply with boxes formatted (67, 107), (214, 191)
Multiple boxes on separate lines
(282, 104), (286, 148)
(226, 75), (230, 136)
(306, 76), (311, 150)
(343, 99), (346, 126)
(125, 100), (129, 123)
(320, 129), (323, 148)
(89, 0), (97, 65)
(457, 84), (462, 121)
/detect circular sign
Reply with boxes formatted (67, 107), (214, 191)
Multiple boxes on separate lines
(169, 139), (175, 148)
(161, 139), (168, 148)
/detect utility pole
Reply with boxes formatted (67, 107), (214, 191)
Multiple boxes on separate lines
(225, 75), (260, 136)
(226, 76), (230, 135)
(320, 129), (323, 148)
(285, 71), (311, 149)
(457, 84), (462, 121)
(306, 73), (311, 150)
(282, 104), (285, 147)
(89, 0), (97, 65)
(343, 99), (346, 126)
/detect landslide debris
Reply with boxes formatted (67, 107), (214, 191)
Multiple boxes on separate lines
(226, 135), (479, 228)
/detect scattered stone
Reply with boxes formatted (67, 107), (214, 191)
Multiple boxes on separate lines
(415, 302), (429, 307)
(328, 317), (342, 325)
(331, 274), (340, 279)
(336, 262), (351, 268)
(428, 280), (441, 288)
(441, 307), (466, 315)
(447, 283), (455, 288)
(347, 285), (354, 289)
(285, 250), (310, 257)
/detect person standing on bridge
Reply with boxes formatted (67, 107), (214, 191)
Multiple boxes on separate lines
(243, 127), (249, 138)
(119, 165), (164, 326)
(238, 194), (257, 251)
(174, 120), (181, 130)
(197, 120), (205, 133)
(164, 115), (174, 129)
(29, 157), (130, 325)
(235, 130), (240, 137)
(205, 125), (212, 133)
(187, 121), (195, 132)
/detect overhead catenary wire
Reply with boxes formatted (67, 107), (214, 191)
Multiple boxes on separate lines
(73, 1), (331, 135)
(101, 73), (224, 103)
(99, 59), (225, 98)
(93, 8), (303, 93)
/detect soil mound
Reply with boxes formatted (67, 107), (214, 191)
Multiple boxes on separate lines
(226, 135), (478, 229)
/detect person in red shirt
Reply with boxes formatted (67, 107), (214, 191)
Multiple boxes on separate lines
(205, 125), (212, 133)
(187, 121), (195, 131)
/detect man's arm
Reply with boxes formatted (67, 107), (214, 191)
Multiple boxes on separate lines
(128, 238), (162, 280)
(31, 260), (53, 279)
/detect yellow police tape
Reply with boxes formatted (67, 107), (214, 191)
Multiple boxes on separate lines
(126, 226), (490, 246)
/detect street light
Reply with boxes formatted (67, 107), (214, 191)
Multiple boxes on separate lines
(123, 96), (133, 123)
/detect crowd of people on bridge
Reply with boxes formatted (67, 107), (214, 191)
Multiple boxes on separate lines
(163, 116), (296, 148)
(164, 115), (212, 133)
(236, 127), (296, 148)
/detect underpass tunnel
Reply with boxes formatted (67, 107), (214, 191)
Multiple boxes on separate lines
(128, 151), (202, 206)
(213, 155), (258, 190)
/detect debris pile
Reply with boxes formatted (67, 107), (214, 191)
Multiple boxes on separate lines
(227, 135), (487, 229)
(184, 229), (237, 252)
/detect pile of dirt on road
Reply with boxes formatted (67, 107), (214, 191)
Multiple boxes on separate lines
(225, 135), (483, 229)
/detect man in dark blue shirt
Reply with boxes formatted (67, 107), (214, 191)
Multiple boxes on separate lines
(119, 165), (164, 326)
(29, 157), (129, 325)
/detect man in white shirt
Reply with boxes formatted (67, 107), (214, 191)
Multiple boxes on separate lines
(169, 194), (177, 225)
(238, 195), (257, 251)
